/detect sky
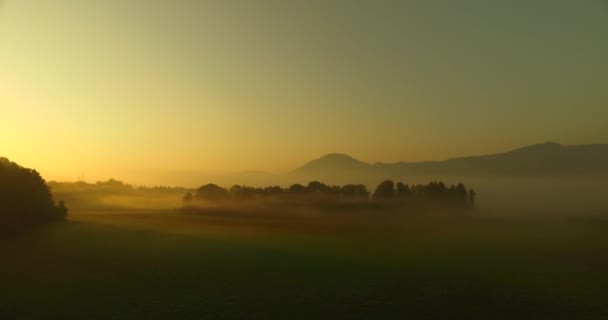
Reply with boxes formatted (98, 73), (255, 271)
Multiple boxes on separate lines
(1, 0), (607, 185)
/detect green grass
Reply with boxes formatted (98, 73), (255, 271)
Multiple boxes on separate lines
(2, 212), (608, 319)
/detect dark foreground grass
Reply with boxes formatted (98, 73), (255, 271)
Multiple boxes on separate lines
(2, 211), (608, 319)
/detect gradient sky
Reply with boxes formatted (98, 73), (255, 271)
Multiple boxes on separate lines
(1, 0), (607, 185)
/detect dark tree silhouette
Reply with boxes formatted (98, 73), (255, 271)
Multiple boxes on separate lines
(194, 184), (229, 201)
(468, 189), (476, 207)
(454, 183), (468, 203)
(288, 184), (306, 194)
(411, 184), (425, 197)
(184, 179), (476, 213)
(0, 157), (67, 233)
(57, 200), (68, 216)
(424, 181), (447, 199)
(306, 181), (330, 194)
(263, 186), (284, 197)
(182, 191), (193, 203)
(445, 183), (467, 204)
(230, 185), (258, 199)
(395, 182), (411, 197)
(341, 184), (369, 198)
(229, 185), (243, 195)
(373, 180), (395, 199)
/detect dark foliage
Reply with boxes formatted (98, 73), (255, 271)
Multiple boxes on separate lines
(187, 180), (474, 210)
(195, 184), (229, 201)
(0, 157), (67, 233)
(182, 191), (193, 203)
(395, 182), (411, 197)
(307, 181), (331, 194)
(340, 184), (370, 198)
(373, 180), (396, 199)
(288, 184), (307, 194)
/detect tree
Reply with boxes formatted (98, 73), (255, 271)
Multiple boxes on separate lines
(229, 185), (257, 200)
(395, 182), (411, 197)
(373, 180), (395, 199)
(446, 183), (467, 205)
(0, 157), (67, 233)
(424, 181), (447, 199)
(468, 189), (477, 207)
(455, 183), (468, 203)
(182, 191), (193, 203)
(194, 184), (229, 201)
(341, 184), (369, 198)
(411, 184), (425, 197)
(56, 200), (68, 219)
(262, 186), (284, 197)
(288, 184), (306, 195)
(306, 181), (329, 194)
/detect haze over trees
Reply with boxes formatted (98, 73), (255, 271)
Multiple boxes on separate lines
(0, 157), (67, 234)
(284, 143), (608, 214)
(186, 180), (475, 210)
(48, 179), (188, 212)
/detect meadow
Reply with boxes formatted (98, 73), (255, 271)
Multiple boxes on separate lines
(2, 210), (608, 319)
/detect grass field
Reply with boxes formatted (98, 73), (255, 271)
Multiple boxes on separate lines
(2, 210), (608, 319)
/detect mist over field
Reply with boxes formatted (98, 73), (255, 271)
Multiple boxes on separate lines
(45, 142), (608, 219)
(4, 152), (608, 320)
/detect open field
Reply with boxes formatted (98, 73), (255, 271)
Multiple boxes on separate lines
(2, 210), (608, 319)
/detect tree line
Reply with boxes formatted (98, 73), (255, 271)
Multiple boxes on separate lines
(49, 179), (187, 195)
(184, 180), (476, 207)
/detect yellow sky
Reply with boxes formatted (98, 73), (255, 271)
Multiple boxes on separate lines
(1, 1), (607, 185)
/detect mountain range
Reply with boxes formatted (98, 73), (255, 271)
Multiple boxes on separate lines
(289, 142), (608, 184)
(42, 142), (608, 188)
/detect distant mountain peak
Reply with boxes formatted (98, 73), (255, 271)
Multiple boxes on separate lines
(534, 141), (563, 148)
(318, 153), (361, 162)
(506, 141), (565, 154)
(291, 142), (608, 179)
(542, 141), (561, 146)
(292, 153), (370, 174)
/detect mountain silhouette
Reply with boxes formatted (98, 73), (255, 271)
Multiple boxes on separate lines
(291, 142), (608, 183)
(294, 153), (370, 174)
(291, 153), (374, 183)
